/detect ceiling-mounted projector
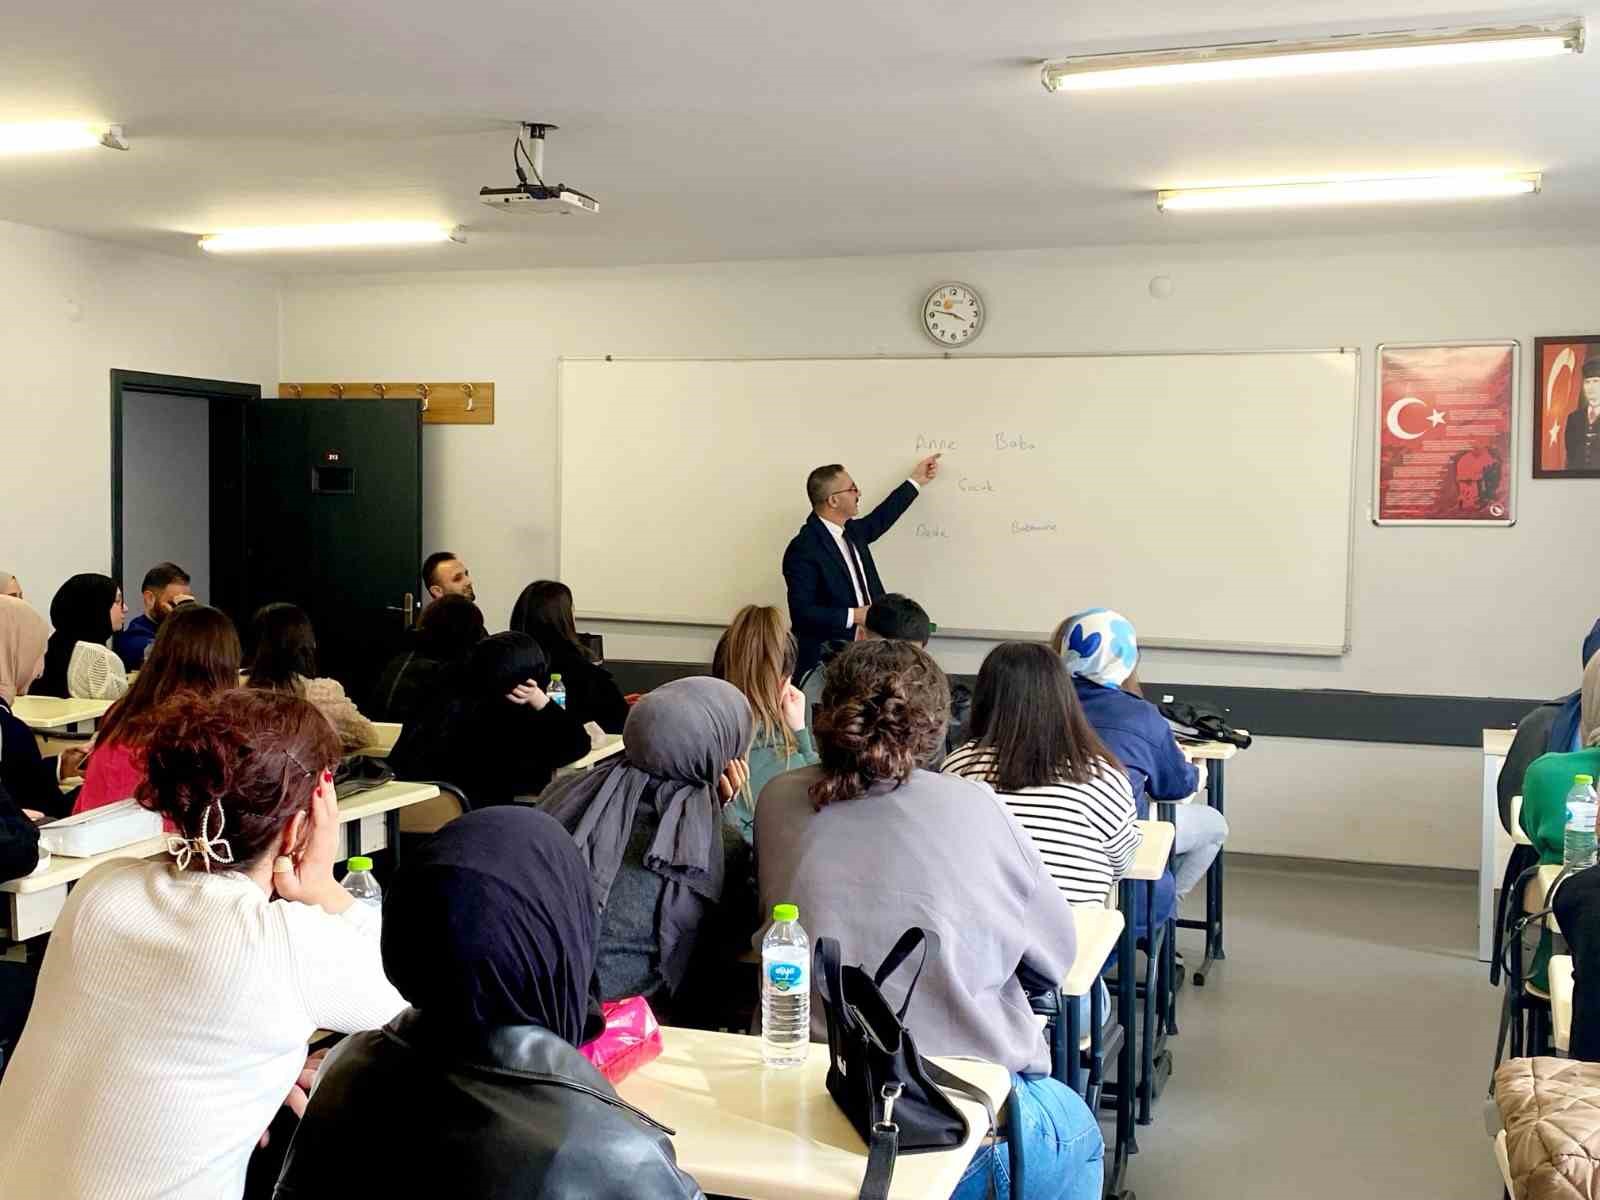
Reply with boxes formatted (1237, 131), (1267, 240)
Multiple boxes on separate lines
(479, 122), (599, 215)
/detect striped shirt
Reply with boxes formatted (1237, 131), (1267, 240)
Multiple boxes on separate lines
(943, 742), (1140, 905)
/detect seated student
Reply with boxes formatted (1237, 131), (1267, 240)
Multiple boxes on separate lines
(756, 640), (1101, 1200)
(73, 604), (242, 815)
(421, 550), (475, 604)
(1055, 608), (1228, 901)
(1494, 617), (1600, 962)
(0, 689), (406, 1198)
(945, 641), (1140, 905)
(0, 774), (41, 1077)
(370, 594), (485, 723)
(37, 572), (128, 699)
(112, 561), (195, 670)
(541, 678), (752, 1019)
(246, 602), (378, 752)
(0, 571), (20, 600)
(390, 631), (591, 806)
(510, 579), (629, 733)
(797, 591), (931, 713)
(0, 596), (79, 819)
(711, 605), (819, 844)
(274, 807), (705, 1200)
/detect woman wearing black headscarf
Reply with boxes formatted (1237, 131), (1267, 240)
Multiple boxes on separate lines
(541, 677), (754, 1020)
(388, 631), (591, 806)
(37, 573), (126, 698)
(274, 807), (703, 1200)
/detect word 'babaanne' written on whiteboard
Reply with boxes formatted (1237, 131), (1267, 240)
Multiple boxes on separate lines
(559, 352), (1358, 655)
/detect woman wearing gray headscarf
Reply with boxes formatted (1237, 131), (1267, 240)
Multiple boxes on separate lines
(541, 677), (753, 1016)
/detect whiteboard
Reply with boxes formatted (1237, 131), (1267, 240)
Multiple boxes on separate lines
(559, 352), (1358, 655)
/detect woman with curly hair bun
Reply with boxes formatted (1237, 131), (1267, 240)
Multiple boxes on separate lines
(754, 639), (1103, 1200)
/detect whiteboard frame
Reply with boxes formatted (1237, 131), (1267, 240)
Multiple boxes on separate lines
(558, 347), (1362, 657)
(1370, 339), (1520, 528)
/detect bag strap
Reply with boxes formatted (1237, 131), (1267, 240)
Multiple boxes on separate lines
(873, 927), (939, 1022)
(815, 937), (855, 1036)
(859, 1102), (899, 1200)
(924, 1062), (999, 1200)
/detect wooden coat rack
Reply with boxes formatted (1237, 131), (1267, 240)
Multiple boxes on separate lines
(277, 381), (495, 426)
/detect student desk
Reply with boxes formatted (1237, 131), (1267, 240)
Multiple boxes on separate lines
(555, 732), (624, 777)
(0, 781), (439, 942)
(15, 696), (113, 733)
(1481, 728), (1517, 962)
(1050, 904), (1125, 1107)
(1175, 737), (1240, 986)
(1101, 818), (1174, 1187)
(616, 1026), (1009, 1200)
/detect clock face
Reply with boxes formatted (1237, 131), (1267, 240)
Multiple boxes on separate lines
(922, 283), (984, 347)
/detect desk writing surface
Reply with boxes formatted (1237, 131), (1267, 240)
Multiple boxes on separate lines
(617, 1026), (1008, 1200)
(2, 784), (439, 898)
(1484, 728), (1515, 758)
(1178, 738), (1238, 762)
(560, 733), (624, 773)
(14, 696), (114, 731)
(1126, 821), (1175, 881)
(1061, 905), (1123, 997)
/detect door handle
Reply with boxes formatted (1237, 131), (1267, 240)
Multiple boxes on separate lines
(385, 592), (417, 630)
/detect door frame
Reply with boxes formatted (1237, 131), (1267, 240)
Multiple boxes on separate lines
(110, 369), (261, 625)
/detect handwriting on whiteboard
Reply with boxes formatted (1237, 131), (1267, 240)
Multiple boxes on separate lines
(916, 524), (950, 539)
(916, 435), (958, 452)
(994, 432), (1037, 451)
(958, 477), (995, 493)
(1011, 521), (1057, 534)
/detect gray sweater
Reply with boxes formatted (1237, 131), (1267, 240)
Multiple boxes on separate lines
(754, 766), (1078, 1076)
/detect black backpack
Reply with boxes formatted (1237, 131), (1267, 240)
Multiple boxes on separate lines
(1159, 699), (1252, 749)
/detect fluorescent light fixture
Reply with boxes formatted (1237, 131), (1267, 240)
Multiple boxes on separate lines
(1043, 19), (1583, 91)
(1156, 172), (1543, 212)
(0, 122), (127, 154)
(198, 222), (466, 253)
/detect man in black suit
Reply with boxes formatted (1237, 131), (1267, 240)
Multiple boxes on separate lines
(782, 455), (941, 679)
(1565, 357), (1600, 472)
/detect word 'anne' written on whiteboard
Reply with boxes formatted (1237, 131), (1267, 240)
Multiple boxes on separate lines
(911, 432), (1051, 537)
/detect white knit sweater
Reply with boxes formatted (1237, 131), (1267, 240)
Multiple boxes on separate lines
(0, 858), (406, 1199)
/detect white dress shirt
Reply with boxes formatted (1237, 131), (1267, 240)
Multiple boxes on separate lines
(820, 479), (919, 629)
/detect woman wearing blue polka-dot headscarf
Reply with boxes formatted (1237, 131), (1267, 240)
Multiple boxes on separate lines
(1054, 609), (1228, 901)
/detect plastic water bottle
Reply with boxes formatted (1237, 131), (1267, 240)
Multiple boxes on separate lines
(1566, 776), (1600, 868)
(761, 903), (810, 1068)
(343, 856), (383, 909)
(549, 674), (567, 709)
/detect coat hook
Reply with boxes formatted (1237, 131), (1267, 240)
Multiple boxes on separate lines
(288, 383), (303, 399)
(373, 382), (387, 399)
(417, 383), (430, 413)
(331, 382), (344, 399)
(462, 382), (475, 412)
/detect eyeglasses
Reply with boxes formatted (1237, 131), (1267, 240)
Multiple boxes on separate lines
(829, 485), (861, 498)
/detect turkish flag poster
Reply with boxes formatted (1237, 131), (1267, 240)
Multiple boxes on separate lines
(1533, 337), (1600, 479)
(1375, 342), (1517, 526)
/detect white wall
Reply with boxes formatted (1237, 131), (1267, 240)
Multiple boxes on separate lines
(278, 233), (1600, 870)
(0, 218), (278, 609)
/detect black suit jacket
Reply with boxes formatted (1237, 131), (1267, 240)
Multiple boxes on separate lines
(782, 480), (919, 678)
(1566, 406), (1600, 471)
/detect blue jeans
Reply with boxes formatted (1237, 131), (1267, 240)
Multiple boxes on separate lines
(950, 1074), (1103, 1200)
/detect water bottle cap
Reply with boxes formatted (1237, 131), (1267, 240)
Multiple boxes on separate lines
(1578, 775), (1595, 786)
(772, 903), (799, 923)
(348, 856), (374, 872)
(550, 674), (563, 683)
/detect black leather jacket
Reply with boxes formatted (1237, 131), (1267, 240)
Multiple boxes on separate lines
(274, 1009), (704, 1200)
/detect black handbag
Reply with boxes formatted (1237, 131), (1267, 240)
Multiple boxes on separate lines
(815, 928), (997, 1200)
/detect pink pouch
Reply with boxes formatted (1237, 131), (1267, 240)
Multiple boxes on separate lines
(579, 996), (663, 1083)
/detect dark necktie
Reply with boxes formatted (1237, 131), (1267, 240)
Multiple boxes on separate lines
(844, 537), (869, 604)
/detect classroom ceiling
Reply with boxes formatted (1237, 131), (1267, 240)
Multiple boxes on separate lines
(3, 0), (1598, 273)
